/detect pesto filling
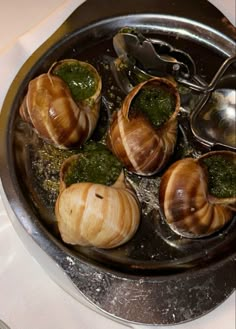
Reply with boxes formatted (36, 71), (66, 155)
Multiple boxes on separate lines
(53, 62), (98, 102)
(131, 85), (176, 127)
(202, 155), (236, 198)
(64, 142), (122, 187)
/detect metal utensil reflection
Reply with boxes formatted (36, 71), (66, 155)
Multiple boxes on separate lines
(190, 73), (236, 150)
(191, 87), (236, 149)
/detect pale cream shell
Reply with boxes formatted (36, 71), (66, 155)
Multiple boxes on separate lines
(55, 172), (141, 249)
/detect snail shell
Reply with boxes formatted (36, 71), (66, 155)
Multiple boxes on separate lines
(107, 77), (180, 175)
(159, 151), (236, 238)
(20, 59), (102, 148)
(55, 157), (140, 249)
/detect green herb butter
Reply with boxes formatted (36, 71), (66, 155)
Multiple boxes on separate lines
(202, 155), (236, 198)
(131, 85), (175, 127)
(31, 142), (78, 206)
(64, 142), (122, 187)
(53, 62), (98, 102)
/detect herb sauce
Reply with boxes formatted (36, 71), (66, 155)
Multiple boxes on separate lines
(53, 62), (98, 102)
(64, 142), (122, 187)
(31, 142), (78, 206)
(131, 85), (175, 127)
(202, 155), (236, 198)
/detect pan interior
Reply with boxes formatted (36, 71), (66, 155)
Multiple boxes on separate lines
(12, 15), (236, 275)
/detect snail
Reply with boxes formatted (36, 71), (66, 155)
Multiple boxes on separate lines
(107, 77), (180, 176)
(55, 144), (141, 249)
(20, 59), (102, 148)
(159, 150), (236, 238)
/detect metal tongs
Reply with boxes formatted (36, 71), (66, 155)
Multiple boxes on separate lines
(113, 29), (196, 82)
(113, 29), (235, 92)
(112, 29), (236, 150)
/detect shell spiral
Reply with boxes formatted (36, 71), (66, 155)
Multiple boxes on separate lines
(19, 60), (102, 148)
(55, 172), (140, 249)
(159, 154), (235, 237)
(107, 77), (180, 175)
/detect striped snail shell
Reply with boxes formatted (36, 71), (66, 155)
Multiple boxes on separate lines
(159, 151), (236, 238)
(55, 155), (140, 249)
(19, 59), (102, 148)
(107, 77), (180, 176)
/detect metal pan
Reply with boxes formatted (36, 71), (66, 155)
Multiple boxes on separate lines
(0, 0), (235, 325)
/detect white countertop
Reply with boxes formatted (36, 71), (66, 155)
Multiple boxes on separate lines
(0, 1), (235, 329)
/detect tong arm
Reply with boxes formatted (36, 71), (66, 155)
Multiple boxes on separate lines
(113, 32), (194, 79)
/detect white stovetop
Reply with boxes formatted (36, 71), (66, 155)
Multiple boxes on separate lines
(0, 1), (235, 329)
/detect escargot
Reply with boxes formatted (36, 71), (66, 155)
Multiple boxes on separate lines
(55, 144), (141, 249)
(107, 77), (180, 175)
(159, 150), (236, 238)
(20, 59), (102, 148)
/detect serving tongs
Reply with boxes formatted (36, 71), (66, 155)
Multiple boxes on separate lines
(112, 29), (236, 150)
(113, 29), (196, 82)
